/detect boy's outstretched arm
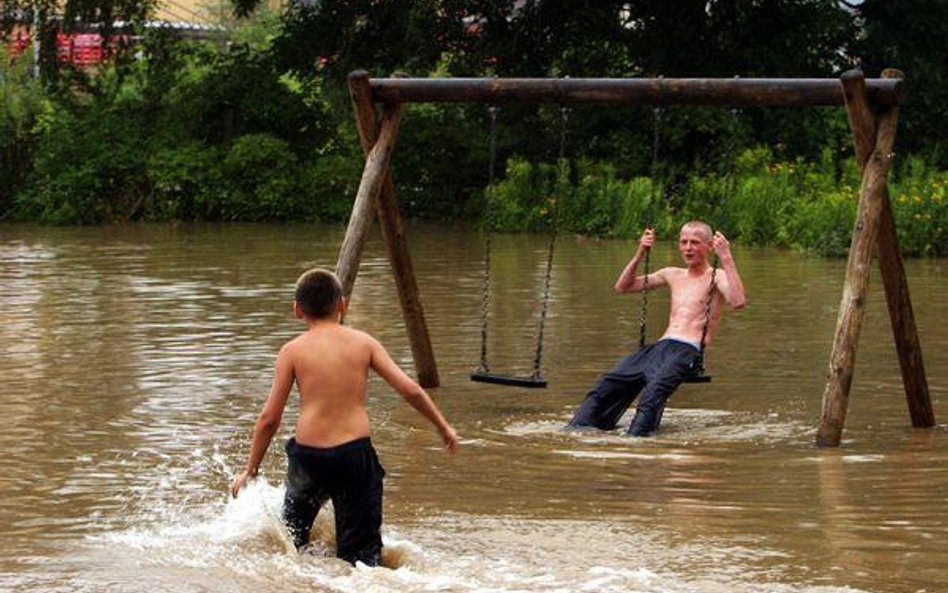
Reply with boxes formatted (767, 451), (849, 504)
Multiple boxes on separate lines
(231, 346), (295, 497)
(369, 338), (459, 453)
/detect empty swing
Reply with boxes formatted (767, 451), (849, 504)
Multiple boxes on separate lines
(471, 105), (569, 388)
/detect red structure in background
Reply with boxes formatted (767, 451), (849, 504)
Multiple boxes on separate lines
(3, 28), (125, 67)
(56, 33), (126, 66)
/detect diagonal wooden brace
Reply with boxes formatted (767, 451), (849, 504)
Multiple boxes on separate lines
(336, 100), (404, 299)
(346, 70), (439, 388)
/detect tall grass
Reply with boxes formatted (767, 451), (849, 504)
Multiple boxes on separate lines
(489, 148), (948, 257)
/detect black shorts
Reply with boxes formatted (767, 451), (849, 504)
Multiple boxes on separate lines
(283, 436), (386, 566)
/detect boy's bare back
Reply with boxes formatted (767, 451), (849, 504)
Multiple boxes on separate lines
(272, 319), (453, 449)
(230, 268), (457, 500)
(282, 322), (375, 447)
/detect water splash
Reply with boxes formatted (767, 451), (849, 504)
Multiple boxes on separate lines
(75, 497), (875, 593)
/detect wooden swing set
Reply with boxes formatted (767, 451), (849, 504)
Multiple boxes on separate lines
(335, 68), (934, 447)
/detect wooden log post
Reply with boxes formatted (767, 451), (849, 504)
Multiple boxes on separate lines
(839, 69), (934, 429)
(347, 70), (440, 388)
(817, 76), (902, 447)
(335, 101), (404, 302)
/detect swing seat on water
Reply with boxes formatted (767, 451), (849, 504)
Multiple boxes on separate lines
(470, 371), (548, 389)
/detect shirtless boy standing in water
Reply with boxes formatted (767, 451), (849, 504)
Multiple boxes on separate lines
(231, 268), (458, 566)
(568, 220), (746, 436)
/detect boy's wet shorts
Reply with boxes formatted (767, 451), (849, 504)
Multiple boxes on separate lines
(283, 436), (386, 566)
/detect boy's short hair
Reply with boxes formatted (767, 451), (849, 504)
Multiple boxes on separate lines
(295, 268), (343, 319)
(681, 220), (713, 242)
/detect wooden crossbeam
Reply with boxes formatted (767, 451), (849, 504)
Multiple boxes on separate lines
(365, 75), (907, 107)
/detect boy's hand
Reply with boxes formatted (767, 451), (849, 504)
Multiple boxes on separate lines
(441, 426), (460, 454)
(230, 468), (254, 498)
(639, 227), (656, 250)
(711, 231), (732, 260)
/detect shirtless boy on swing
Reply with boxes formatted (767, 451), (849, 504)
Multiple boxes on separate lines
(568, 220), (746, 436)
(230, 268), (459, 566)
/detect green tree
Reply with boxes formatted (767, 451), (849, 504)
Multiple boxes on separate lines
(265, 0), (452, 84)
(0, 46), (44, 215)
(850, 0), (948, 166)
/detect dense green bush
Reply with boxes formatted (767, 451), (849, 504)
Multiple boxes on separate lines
(392, 102), (491, 220)
(486, 158), (552, 232)
(488, 148), (948, 258)
(218, 133), (300, 220)
(145, 142), (226, 221)
(566, 160), (650, 237)
(4, 17), (948, 257)
(15, 66), (152, 223)
(1, 47), (45, 216)
(297, 143), (367, 222)
(787, 186), (857, 257)
(6, 24), (360, 225)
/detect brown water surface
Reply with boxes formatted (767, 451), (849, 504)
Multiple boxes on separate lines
(1, 222), (946, 593)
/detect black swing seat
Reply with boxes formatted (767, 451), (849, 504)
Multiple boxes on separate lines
(470, 371), (548, 389)
(684, 362), (712, 383)
(684, 373), (712, 384)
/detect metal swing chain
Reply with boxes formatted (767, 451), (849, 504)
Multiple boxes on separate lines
(727, 102), (742, 192)
(638, 247), (650, 349)
(531, 105), (569, 379)
(639, 105), (664, 349)
(694, 263), (718, 374)
(477, 105), (500, 374)
(690, 104), (738, 376)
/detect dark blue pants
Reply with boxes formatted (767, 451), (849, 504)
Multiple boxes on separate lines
(568, 339), (701, 436)
(283, 437), (385, 565)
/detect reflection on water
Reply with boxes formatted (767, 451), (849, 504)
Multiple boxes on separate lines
(1, 222), (946, 593)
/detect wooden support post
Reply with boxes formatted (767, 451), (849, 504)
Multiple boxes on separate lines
(347, 70), (440, 388)
(817, 73), (902, 447)
(877, 194), (934, 426)
(839, 69), (934, 429)
(335, 101), (404, 301)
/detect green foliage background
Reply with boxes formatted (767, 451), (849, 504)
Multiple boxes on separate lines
(2, 0), (947, 257)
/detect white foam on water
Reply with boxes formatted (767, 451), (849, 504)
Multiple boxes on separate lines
(554, 450), (696, 460)
(97, 477), (298, 560)
(501, 409), (811, 450)
(22, 459), (868, 593)
(51, 491), (875, 593)
(803, 454), (887, 464)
